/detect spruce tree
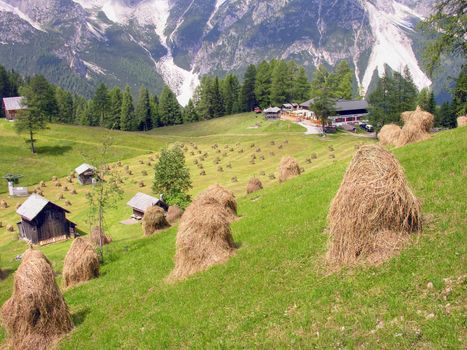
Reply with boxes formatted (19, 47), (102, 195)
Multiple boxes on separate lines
(159, 85), (182, 126)
(109, 87), (122, 129)
(93, 83), (111, 127)
(150, 94), (161, 128)
(55, 88), (74, 123)
(254, 61), (272, 108)
(222, 74), (240, 115)
(135, 86), (152, 131)
(417, 87), (436, 113)
(120, 85), (134, 131)
(211, 77), (224, 117)
(333, 60), (353, 99)
(270, 60), (290, 105)
(183, 99), (199, 122)
(292, 66), (310, 103)
(240, 64), (257, 111)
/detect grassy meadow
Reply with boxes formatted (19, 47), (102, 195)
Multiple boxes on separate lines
(0, 114), (465, 348)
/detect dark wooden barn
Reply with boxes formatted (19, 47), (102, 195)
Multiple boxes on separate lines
(16, 194), (76, 245)
(2, 96), (26, 120)
(75, 163), (96, 185)
(127, 192), (168, 219)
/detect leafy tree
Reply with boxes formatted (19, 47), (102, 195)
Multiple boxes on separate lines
(153, 145), (192, 208)
(159, 85), (182, 125)
(183, 99), (199, 122)
(417, 87), (436, 113)
(240, 64), (257, 111)
(310, 65), (335, 134)
(135, 86), (152, 131)
(15, 75), (57, 153)
(120, 85), (135, 131)
(92, 83), (110, 127)
(420, 0), (466, 76)
(108, 87), (122, 129)
(270, 60), (290, 105)
(254, 61), (272, 108)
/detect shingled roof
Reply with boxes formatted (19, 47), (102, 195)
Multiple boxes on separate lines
(3, 96), (26, 111)
(127, 192), (160, 212)
(16, 194), (69, 221)
(75, 163), (96, 175)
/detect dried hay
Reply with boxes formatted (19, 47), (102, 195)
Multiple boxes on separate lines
(139, 181), (145, 188)
(231, 176), (238, 183)
(378, 124), (402, 146)
(278, 156), (301, 182)
(15, 203), (21, 209)
(6, 224), (14, 232)
(397, 106), (434, 147)
(39, 181), (46, 188)
(64, 200), (72, 206)
(90, 226), (112, 246)
(167, 206), (184, 224)
(457, 116), (467, 127)
(246, 178), (263, 194)
(52, 176), (57, 181)
(1, 249), (73, 349)
(200, 170), (206, 176)
(168, 200), (236, 281)
(217, 166), (223, 172)
(196, 185), (238, 221)
(311, 153), (317, 159)
(269, 173), (276, 180)
(0, 200), (8, 209)
(71, 189), (77, 195)
(62, 238), (99, 288)
(142, 206), (170, 236)
(327, 145), (421, 266)
(142, 170), (148, 176)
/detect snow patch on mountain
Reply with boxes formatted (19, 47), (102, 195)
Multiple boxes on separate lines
(361, 0), (431, 91)
(0, 0), (45, 31)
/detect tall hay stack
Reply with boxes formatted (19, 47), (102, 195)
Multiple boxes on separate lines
(142, 205), (170, 236)
(167, 206), (184, 224)
(378, 124), (402, 146)
(169, 198), (236, 281)
(278, 156), (301, 182)
(1, 249), (73, 349)
(327, 145), (421, 266)
(90, 226), (112, 246)
(246, 178), (263, 194)
(62, 238), (100, 288)
(397, 106), (434, 146)
(196, 184), (237, 221)
(457, 116), (467, 127)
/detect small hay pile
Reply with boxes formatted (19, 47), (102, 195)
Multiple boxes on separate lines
(327, 145), (421, 266)
(1, 249), (73, 349)
(397, 106), (434, 146)
(167, 206), (184, 224)
(62, 238), (99, 288)
(0, 200), (8, 209)
(246, 178), (263, 194)
(168, 199), (236, 281)
(196, 185), (237, 221)
(378, 124), (402, 146)
(457, 116), (467, 127)
(90, 226), (112, 246)
(278, 156), (301, 182)
(142, 206), (170, 235)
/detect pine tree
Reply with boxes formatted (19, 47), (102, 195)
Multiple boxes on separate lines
(310, 65), (335, 134)
(452, 65), (467, 116)
(159, 85), (182, 126)
(270, 60), (290, 105)
(55, 88), (74, 123)
(195, 76), (213, 119)
(109, 87), (122, 129)
(333, 60), (353, 99)
(417, 87), (436, 113)
(183, 99), (199, 122)
(222, 74), (240, 115)
(292, 66), (310, 102)
(150, 94), (161, 128)
(211, 77), (224, 117)
(240, 64), (257, 111)
(92, 83), (111, 127)
(135, 86), (152, 131)
(254, 61), (272, 108)
(436, 102), (457, 128)
(120, 85), (134, 131)
(400, 66), (418, 112)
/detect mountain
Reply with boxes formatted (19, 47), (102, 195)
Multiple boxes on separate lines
(0, 0), (435, 104)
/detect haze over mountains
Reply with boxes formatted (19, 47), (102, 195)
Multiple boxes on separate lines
(0, 0), (434, 104)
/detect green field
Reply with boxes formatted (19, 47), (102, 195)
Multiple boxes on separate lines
(0, 115), (465, 348)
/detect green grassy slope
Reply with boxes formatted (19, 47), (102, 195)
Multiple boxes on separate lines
(0, 116), (465, 348)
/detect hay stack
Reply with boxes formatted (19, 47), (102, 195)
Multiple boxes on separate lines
(196, 185), (237, 221)
(169, 200), (236, 281)
(6, 224), (14, 232)
(379, 124), (402, 146)
(62, 238), (99, 288)
(457, 116), (467, 127)
(0, 200), (8, 209)
(278, 156), (301, 182)
(167, 206), (184, 224)
(1, 249), (73, 349)
(327, 145), (421, 266)
(246, 178), (263, 194)
(90, 226), (112, 246)
(142, 206), (170, 235)
(397, 106), (434, 146)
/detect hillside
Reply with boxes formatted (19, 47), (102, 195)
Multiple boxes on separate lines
(0, 117), (465, 348)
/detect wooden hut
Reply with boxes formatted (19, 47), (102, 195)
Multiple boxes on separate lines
(16, 194), (76, 245)
(2, 96), (26, 120)
(127, 192), (168, 219)
(263, 107), (281, 119)
(75, 163), (96, 185)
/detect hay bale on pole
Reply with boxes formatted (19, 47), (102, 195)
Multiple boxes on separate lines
(457, 116), (467, 127)
(327, 145), (421, 266)
(90, 226), (112, 246)
(0, 200), (8, 209)
(397, 106), (434, 146)
(167, 206), (184, 224)
(168, 200), (236, 281)
(1, 249), (73, 349)
(62, 238), (99, 288)
(278, 156), (301, 182)
(196, 184), (237, 221)
(142, 205), (170, 236)
(246, 178), (263, 194)
(378, 124), (402, 146)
